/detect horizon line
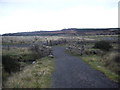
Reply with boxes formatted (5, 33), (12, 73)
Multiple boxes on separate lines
(1, 27), (119, 35)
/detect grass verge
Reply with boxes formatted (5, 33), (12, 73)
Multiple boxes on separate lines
(4, 57), (55, 88)
(80, 55), (119, 83)
(66, 50), (119, 83)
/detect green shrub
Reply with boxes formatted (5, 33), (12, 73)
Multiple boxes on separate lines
(94, 40), (112, 51)
(84, 49), (104, 56)
(4, 57), (54, 88)
(30, 44), (52, 59)
(2, 55), (20, 73)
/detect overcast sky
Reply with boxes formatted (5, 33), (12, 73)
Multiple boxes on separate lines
(0, 0), (119, 34)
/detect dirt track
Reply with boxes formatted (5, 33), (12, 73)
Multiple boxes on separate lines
(52, 46), (118, 88)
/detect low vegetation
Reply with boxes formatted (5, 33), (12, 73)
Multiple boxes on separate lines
(103, 51), (120, 73)
(2, 44), (54, 88)
(2, 47), (33, 86)
(2, 34), (119, 87)
(66, 38), (120, 82)
(2, 55), (20, 73)
(93, 40), (112, 51)
(80, 55), (119, 82)
(30, 44), (52, 59)
(4, 57), (54, 88)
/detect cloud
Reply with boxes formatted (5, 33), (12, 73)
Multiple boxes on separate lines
(0, 0), (37, 3)
(0, 0), (118, 34)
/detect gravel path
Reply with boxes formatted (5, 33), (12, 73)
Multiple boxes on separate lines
(52, 46), (118, 88)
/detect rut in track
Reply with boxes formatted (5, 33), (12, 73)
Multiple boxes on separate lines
(52, 46), (118, 88)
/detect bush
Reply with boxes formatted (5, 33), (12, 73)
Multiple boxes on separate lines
(30, 44), (52, 59)
(84, 49), (104, 56)
(103, 52), (120, 74)
(2, 55), (20, 73)
(4, 57), (54, 88)
(94, 40), (112, 51)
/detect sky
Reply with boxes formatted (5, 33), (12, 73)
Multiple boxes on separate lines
(0, 0), (119, 34)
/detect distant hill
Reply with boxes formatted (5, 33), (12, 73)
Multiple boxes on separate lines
(2, 28), (119, 36)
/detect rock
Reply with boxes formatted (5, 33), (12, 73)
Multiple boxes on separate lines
(32, 61), (36, 64)
(49, 54), (54, 58)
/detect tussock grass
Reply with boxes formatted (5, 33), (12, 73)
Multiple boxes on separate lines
(103, 51), (120, 73)
(2, 47), (33, 86)
(4, 57), (54, 88)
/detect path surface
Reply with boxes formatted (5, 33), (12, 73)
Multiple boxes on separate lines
(52, 46), (118, 88)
